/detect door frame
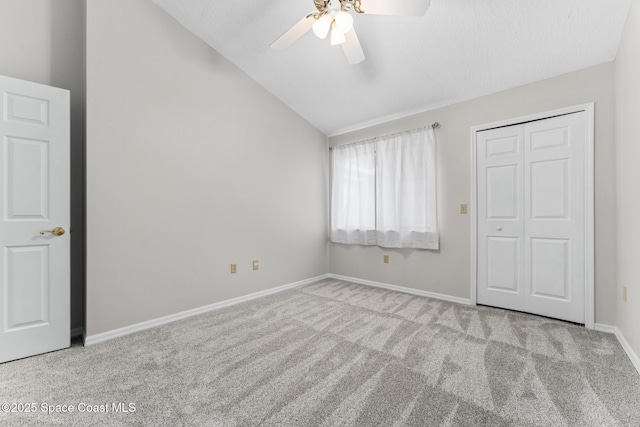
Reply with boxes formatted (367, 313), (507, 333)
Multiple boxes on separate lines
(469, 103), (595, 329)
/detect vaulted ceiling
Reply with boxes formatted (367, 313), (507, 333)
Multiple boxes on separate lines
(152, 0), (632, 136)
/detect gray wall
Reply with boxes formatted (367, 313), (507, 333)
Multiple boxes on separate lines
(84, 0), (328, 336)
(329, 63), (617, 325)
(0, 0), (86, 332)
(615, 0), (640, 360)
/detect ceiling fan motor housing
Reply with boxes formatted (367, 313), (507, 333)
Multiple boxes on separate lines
(314, 0), (364, 14)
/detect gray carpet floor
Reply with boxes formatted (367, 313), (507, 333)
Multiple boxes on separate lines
(1, 278), (639, 426)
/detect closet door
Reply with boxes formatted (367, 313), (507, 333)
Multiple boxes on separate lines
(477, 125), (525, 312)
(476, 112), (587, 324)
(523, 112), (586, 322)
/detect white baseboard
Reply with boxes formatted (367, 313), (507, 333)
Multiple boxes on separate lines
(594, 323), (640, 375)
(84, 274), (330, 346)
(327, 274), (472, 306)
(594, 323), (617, 334)
(614, 328), (640, 375)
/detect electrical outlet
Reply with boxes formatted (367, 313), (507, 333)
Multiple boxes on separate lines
(460, 204), (468, 214)
(623, 286), (628, 302)
(253, 260), (259, 271)
(230, 264), (237, 274)
(383, 255), (389, 264)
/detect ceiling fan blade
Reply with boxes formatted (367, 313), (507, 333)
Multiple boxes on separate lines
(342, 27), (365, 65)
(360, 0), (430, 16)
(270, 14), (315, 50)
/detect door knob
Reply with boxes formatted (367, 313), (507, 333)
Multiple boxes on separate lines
(496, 226), (503, 231)
(40, 227), (65, 236)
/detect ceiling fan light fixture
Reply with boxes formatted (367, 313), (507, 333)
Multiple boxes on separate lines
(334, 10), (353, 33)
(330, 22), (346, 45)
(312, 14), (332, 39)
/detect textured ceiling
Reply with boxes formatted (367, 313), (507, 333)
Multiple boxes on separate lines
(151, 0), (632, 136)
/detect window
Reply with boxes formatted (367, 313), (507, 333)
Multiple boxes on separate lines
(330, 126), (439, 249)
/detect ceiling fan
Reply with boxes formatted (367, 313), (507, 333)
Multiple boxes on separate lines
(270, 0), (430, 64)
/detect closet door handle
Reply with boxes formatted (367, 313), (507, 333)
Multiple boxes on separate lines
(496, 226), (502, 231)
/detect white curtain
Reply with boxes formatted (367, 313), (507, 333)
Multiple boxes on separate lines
(331, 127), (439, 250)
(376, 127), (439, 249)
(330, 141), (376, 245)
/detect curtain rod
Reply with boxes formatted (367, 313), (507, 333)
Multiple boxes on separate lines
(329, 122), (440, 150)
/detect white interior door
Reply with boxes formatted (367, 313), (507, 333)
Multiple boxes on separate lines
(476, 111), (588, 324)
(0, 75), (70, 363)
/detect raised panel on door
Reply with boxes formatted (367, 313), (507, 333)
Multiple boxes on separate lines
(486, 237), (519, 292)
(4, 246), (50, 331)
(485, 134), (519, 157)
(0, 75), (69, 363)
(4, 136), (49, 220)
(486, 165), (518, 219)
(530, 159), (569, 220)
(5, 92), (50, 127)
(530, 238), (569, 300)
(476, 126), (525, 311)
(529, 125), (570, 152)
